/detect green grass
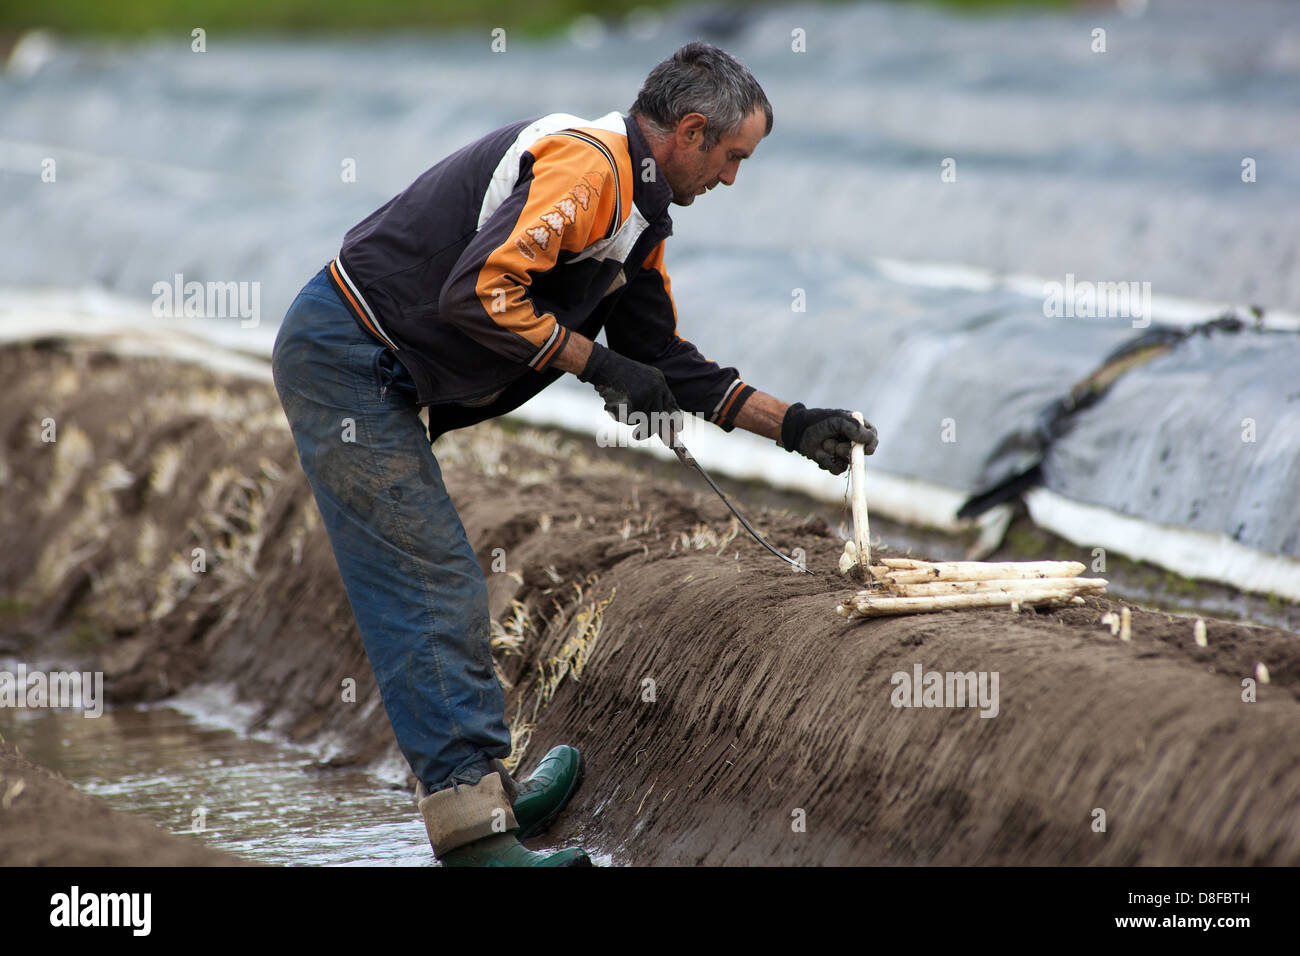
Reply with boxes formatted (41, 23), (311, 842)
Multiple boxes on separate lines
(4, 0), (1078, 38)
(1003, 522), (1076, 562)
(4, 0), (620, 36)
(1161, 568), (1204, 598)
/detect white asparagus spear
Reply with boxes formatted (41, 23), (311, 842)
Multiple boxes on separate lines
(849, 411), (871, 583)
(843, 587), (1091, 608)
(860, 577), (1107, 598)
(862, 560), (1087, 584)
(838, 541), (858, 576)
(836, 588), (1088, 618)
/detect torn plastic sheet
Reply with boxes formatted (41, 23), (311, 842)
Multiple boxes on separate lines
(1041, 325), (1300, 561)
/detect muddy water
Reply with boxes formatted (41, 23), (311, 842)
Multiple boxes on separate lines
(0, 702), (434, 866)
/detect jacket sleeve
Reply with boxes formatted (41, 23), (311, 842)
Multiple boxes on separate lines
(604, 240), (755, 431)
(438, 133), (624, 372)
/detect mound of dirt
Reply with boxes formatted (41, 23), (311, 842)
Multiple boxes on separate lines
(0, 741), (251, 866)
(1, 339), (1297, 865)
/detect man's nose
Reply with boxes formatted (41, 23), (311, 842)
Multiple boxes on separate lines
(719, 162), (739, 186)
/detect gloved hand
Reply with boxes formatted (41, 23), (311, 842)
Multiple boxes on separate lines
(579, 341), (683, 444)
(780, 403), (878, 475)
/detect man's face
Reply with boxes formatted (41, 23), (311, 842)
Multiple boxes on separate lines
(661, 107), (767, 206)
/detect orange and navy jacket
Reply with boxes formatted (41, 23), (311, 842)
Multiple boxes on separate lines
(328, 111), (755, 439)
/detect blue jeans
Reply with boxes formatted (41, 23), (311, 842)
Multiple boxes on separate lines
(271, 265), (512, 793)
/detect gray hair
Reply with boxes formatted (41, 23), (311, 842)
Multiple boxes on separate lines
(631, 42), (773, 150)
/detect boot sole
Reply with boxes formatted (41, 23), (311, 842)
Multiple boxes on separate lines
(517, 749), (585, 841)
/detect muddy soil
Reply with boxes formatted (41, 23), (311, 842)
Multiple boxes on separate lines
(1, 339), (1297, 865)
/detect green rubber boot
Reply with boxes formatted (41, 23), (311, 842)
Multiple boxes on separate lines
(417, 766), (592, 867)
(512, 745), (585, 840)
(440, 833), (591, 868)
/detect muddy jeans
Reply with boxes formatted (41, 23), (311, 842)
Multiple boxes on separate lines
(271, 264), (512, 794)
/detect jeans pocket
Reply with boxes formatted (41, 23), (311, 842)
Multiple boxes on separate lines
(374, 348), (418, 406)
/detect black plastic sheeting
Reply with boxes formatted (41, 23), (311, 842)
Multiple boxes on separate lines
(833, 299), (1300, 564)
(1037, 323), (1300, 560)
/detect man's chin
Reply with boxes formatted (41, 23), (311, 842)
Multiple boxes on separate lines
(670, 190), (697, 206)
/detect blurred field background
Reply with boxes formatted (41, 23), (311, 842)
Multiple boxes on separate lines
(3, 0), (1298, 615)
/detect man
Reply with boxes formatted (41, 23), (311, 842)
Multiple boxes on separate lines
(271, 42), (877, 867)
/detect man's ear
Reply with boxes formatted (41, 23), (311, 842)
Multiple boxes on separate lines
(674, 112), (708, 148)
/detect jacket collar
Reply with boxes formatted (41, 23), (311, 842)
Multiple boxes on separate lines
(624, 113), (674, 222)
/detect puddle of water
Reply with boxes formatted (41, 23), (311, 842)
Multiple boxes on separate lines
(0, 698), (619, 866)
(0, 703), (434, 866)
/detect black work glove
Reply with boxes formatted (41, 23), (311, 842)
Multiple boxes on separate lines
(579, 341), (683, 444)
(780, 403), (878, 475)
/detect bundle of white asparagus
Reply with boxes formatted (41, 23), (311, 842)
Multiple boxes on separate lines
(835, 410), (1106, 619)
(836, 552), (1107, 619)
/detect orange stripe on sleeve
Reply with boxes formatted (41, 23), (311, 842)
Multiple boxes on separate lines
(717, 383), (747, 422)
